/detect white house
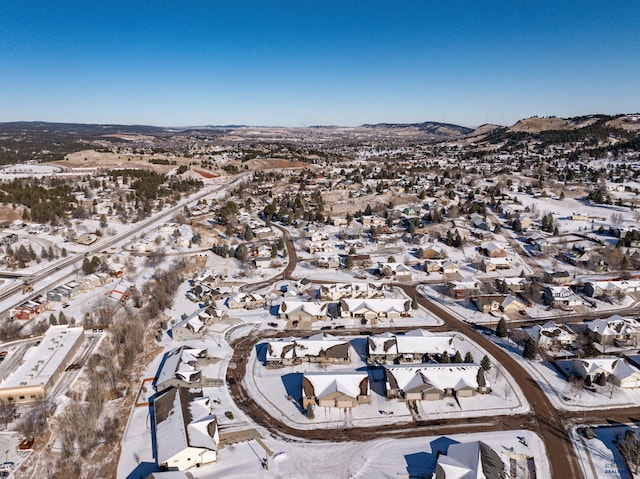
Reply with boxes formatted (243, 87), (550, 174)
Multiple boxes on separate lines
(572, 358), (640, 388)
(367, 329), (456, 364)
(154, 387), (219, 471)
(434, 441), (505, 479)
(302, 371), (370, 408)
(384, 364), (490, 401)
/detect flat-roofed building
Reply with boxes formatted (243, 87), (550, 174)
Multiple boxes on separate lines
(0, 326), (84, 404)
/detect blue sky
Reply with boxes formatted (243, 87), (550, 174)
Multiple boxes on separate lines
(1, 1), (638, 127)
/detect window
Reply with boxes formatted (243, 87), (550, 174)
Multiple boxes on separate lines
(19, 396), (25, 400)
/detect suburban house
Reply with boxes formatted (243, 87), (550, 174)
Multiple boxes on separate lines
(543, 286), (582, 307)
(154, 387), (219, 471)
(586, 315), (640, 347)
(384, 364), (491, 401)
(496, 277), (526, 293)
(319, 282), (385, 301)
(448, 277), (482, 299)
(278, 301), (328, 322)
(154, 347), (207, 392)
(524, 321), (577, 351)
(316, 255), (340, 269)
(481, 257), (513, 272)
(583, 279), (640, 298)
(308, 242), (336, 254)
(172, 307), (225, 341)
(367, 329), (456, 364)
(348, 254), (372, 268)
(572, 358), (640, 388)
(106, 279), (135, 303)
(425, 260), (459, 275)
(266, 333), (350, 367)
(434, 441), (505, 479)
(378, 262), (413, 281)
(340, 298), (412, 321)
(480, 242), (508, 258)
(302, 371), (370, 408)
(227, 292), (266, 309)
(543, 271), (572, 285)
(499, 294), (528, 314)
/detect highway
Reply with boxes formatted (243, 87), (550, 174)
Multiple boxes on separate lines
(0, 173), (249, 313)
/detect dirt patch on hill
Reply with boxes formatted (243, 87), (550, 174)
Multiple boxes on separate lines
(510, 116), (598, 133)
(0, 204), (23, 223)
(248, 158), (308, 170)
(46, 150), (182, 172)
(193, 168), (219, 178)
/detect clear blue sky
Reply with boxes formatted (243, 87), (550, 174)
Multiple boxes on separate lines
(1, 1), (638, 127)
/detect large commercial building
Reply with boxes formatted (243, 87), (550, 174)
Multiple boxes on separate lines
(0, 325), (84, 404)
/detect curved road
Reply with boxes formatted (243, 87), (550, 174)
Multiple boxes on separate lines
(224, 223), (636, 479)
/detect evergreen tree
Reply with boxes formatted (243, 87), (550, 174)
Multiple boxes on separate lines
(464, 351), (474, 363)
(344, 255), (354, 270)
(453, 351), (463, 363)
(496, 317), (508, 338)
(481, 355), (492, 371)
(523, 338), (537, 360)
(440, 352), (451, 363)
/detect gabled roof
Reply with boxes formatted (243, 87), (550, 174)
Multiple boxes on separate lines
(588, 315), (640, 336)
(369, 330), (456, 356)
(154, 388), (218, 467)
(434, 441), (505, 479)
(574, 358), (640, 381)
(155, 346), (206, 389)
(386, 364), (488, 392)
(278, 301), (327, 317)
(341, 298), (410, 314)
(302, 371), (368, 399)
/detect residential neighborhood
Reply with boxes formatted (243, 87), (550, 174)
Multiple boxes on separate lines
(1, 114), (640, 479)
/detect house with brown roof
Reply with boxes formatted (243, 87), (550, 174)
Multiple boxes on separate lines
(302, 372), (370, 408)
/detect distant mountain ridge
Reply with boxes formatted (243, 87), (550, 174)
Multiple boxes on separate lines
(360, 121), (474, 138)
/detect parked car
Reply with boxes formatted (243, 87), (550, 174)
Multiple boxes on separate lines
(18, 437), (34, 450)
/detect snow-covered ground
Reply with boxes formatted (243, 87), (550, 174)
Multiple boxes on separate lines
(247, 332), (527, 429)
(573, 424), (639, 479)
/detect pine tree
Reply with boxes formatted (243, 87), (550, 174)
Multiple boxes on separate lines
(496, 317), (508, 338)
(480, 355), (492, 371)
(464, 352), (474, 363)
(523, 338), (537, 360)
(440, 352), (451, 363)
(453, 351), (463, 363)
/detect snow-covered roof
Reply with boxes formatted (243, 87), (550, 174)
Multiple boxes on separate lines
(435, 441), (504, 479)
(155, 346), (206, 388)
(1, 326), (84, 389)
(267, 339), (295, 361)
(386, 364), (487, 392)
(278, 301), (327, 317)
(574, 358), (640, 381)
(155, 388), (218, 467)
(295, 333), (349, 358)
(303, 371), (368, 399)
(525, 321), (576, 347)
(587, 315), (640, 336)
(450, 277), (481, 290)
(341, 298), (410, 314)
(368, 330), (455, 356)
